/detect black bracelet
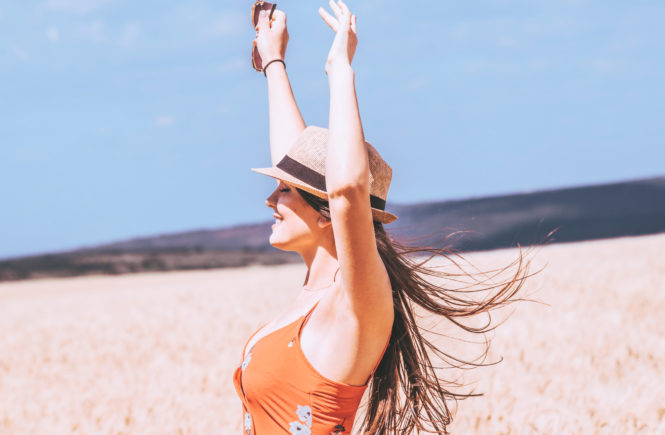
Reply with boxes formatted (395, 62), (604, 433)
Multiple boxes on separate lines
(263, 59), (285, 77)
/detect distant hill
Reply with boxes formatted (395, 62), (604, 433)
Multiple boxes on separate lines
(1, 176), (663, 281)
(78, 222), (276, 254)
(387, 176), (665, 251)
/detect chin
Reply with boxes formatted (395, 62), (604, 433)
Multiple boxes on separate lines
(268, 226), (305, 252)
(268, 236), (285, 250)
(268, 229), (292, 251)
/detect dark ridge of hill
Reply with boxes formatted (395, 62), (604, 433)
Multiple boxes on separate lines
(1, 176), (663, 282)
(386, 176), (665, 251)
(0, 222), (300, 282)
(76, 222), (276, 254)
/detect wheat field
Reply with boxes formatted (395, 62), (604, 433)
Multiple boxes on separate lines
(1, 233), (664, 434)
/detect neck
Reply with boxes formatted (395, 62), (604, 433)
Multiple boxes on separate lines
(300, 242), (339, 290)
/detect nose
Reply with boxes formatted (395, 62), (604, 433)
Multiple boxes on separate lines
(265, 189), (278, 208)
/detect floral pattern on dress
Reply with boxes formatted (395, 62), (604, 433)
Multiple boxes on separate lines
(288, 421), (310, 434)
(332, 419), (347, 433)
(289, 405), (312, 434)
(244, 411), (252, 434)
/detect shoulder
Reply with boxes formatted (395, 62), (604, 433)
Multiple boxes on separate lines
(330, 275), (394, 334)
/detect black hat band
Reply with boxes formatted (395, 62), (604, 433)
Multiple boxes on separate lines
(276, 155), (386, 211)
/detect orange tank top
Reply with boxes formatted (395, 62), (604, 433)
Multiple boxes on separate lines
(233, 300), (389, 434)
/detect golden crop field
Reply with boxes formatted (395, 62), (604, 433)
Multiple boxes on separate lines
(1, 233), (663, 434)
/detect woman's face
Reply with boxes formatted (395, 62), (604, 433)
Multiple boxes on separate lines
(265, 180), (327, 251)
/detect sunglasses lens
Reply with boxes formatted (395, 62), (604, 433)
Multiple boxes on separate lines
(253, 2), (273, 26)
(252, 5), (260, 27)
(253, 45), (263, 71)
(251, 2), (275, 72)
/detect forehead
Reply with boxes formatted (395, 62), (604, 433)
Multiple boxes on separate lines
(275, 179), (293, 188)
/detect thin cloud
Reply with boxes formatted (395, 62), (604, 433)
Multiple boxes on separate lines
(121, 22), (140, 46)
(155, 116), (174, 127)
(10, 45), (30, 61)
(41, 0), (113, 14)
(406, 76), (429, 92)
(46, 26), (60, 42)
(77, 20), (105, 42)
(586, 57), (631, 75)
(205, 12), (245, 38)
(218, 58), (245, 74)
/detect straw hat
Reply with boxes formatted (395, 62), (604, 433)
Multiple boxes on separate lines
(251, 126), (398, 224)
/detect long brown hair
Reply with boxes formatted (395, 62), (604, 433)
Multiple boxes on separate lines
(296, 188), (543, 434)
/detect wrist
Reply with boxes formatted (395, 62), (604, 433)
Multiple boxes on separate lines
(326, 62), (354, 80)
(263, 58), (286, 77)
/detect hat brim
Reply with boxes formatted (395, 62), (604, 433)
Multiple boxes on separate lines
(251, 166), (398, 224)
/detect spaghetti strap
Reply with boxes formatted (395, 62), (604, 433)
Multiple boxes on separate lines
(241, 300), (321, 361)
(301, 299), (321, 325)
(240, 321), (267, 361)
(367, 332), (391, 380)
(298, 299), (391, 387)
(234, 297), (391, 433)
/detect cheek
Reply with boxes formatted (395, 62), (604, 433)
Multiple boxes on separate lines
(271, 203), (318, 241)
(277, 196), (311, 223)
(269, 216), (312, 249)
(275, 213), (310, 236)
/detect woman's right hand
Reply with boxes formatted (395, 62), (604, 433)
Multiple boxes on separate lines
(254, 8), (289, 64)
(319, 0), (357, 75)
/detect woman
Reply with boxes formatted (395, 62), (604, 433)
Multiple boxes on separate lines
(233, 1), (533, 433)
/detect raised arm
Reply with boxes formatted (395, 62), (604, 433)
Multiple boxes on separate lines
(255, 9), (306, 165)
(319, 1), (392, 317)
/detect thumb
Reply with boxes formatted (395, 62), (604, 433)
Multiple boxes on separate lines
(272, 9), (287, 26)
(257, 10), (271, 33)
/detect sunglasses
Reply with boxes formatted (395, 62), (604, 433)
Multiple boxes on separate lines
(251, 1), (277, 72)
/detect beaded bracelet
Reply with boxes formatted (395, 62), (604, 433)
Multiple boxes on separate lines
(263, 59), (285, 77)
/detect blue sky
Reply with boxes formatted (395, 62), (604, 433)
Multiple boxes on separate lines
(1, 0), (663, 259)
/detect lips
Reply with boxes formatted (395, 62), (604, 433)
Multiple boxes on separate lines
(272, 213), (283, 226)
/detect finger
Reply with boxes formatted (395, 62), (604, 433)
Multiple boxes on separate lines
(318, 7), (339, 32)
(338, 0), (351, 17)
(329, 0), (343, 19)
(258, 9), (268, 26)
(257, 10), (270, 34)
(271, 9), (287, 29)
(336, 1), (352, 29)
(272, 9), (287, 24)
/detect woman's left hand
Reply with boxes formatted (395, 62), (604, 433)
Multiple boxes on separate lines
(318, 0), (357, 74)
